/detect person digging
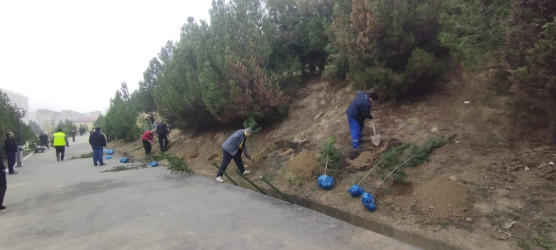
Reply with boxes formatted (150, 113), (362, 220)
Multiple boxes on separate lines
(346, 91), (378, 150)
(215, 128), (253, 183)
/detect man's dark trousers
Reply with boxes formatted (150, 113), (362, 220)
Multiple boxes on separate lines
(158, 133), (168, 152)
(142, 140), (151, 154)
(92, 146), (104, 165)
(216, 149), (245, 177)
(6, 152), (16, 173)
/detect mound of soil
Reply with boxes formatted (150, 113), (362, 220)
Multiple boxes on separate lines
(285, 150), (317, 181)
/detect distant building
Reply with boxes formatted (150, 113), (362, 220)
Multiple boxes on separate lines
(35, 109), (101, 133)
(0, 88), (30, 124)
(72, 117), (97, 132)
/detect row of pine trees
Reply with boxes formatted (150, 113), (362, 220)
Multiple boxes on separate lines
(98, 0), (555, 144)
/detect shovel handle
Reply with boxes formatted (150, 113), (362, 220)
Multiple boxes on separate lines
(371, 120), (377, 135)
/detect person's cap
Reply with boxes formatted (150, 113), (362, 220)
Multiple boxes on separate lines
(368, 92), (378, 101)
(245, 128), (253, 134)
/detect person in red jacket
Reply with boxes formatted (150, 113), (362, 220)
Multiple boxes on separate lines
(142, 130), (155, 154)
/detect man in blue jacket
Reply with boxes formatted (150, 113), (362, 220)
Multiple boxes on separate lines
(215, 128), (253, 183)
(89, 127), (107, 166)
(346, 91), (378, 150)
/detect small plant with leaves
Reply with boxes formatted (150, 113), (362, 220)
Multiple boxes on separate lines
(164, 153), (192, 175)
(243, 114), (261, 133)
(376, 136), (452, 184)
(71, 152), (93, 159)
(100, 164), (145, 173)
(316, 136), (343, 178)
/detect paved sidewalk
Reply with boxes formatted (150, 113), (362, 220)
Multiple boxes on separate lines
(0, 135), (420, 250)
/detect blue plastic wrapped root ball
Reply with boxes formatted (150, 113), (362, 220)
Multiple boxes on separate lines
(119, 157), (129, 163)
(148, 161), (159, 167)
(348, 184), (364, 197)
(363, 202), (378, 212)
(106, 149), (115, 155)
(105, 156), (112, 159)
(361, 192), (377, 212)
(317, 175), (334, 190)
(362, 192), (375, 203)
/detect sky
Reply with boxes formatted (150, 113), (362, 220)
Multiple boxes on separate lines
(0, 0), (213, 114)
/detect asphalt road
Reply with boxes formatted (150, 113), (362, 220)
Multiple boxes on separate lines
(0, 135), (420, 250)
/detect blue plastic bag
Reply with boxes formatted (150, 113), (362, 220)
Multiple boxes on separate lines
(362, 192), (375, 203)
(148, 161), (159, 167)
(119, 157), (129, 163)
(317, 175), (334, 190)
(348, 184), (364, 197)
(106, 149), (115, 155)
(361, 192), (377, 212)
(363, 202), (378, 212)
(105, 156), (112, 159)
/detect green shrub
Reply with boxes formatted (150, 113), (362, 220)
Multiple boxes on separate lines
(316, 136), (343, 178)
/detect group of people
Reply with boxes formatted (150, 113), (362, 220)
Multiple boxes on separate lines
(213, 90), (378, 183)
(0, 90), (379, 210)
(141, 120), (169, 154)
(37, 129), (71, 160)
(0, 126), (108, 211)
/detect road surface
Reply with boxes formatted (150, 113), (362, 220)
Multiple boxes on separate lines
(0, 135), (420, 250)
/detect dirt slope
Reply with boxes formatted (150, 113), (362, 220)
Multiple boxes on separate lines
(111, 72), (555, 250)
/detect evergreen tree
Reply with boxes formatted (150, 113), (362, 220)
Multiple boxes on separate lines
(507, 0), (556, 144)
(326, 0), (448, 97)
(102, 83), (140, 141)
(0, 91), (34, 149)
(28, 120), (42, 134)
(438, 0), (510, 70)
(266, 0), (334, 80)
(155, 17), (215, 129)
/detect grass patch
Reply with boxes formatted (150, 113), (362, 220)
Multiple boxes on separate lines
(71, 152), (93, 159)
(262, 172), (276, 182)
(100, 164), (146, 173)
(515, 237), (532, 250)
(286, 174), (303, 188)
(533, 236), (555, 250)
(437, 220), (450, 228)
(539, 220), (553, 229)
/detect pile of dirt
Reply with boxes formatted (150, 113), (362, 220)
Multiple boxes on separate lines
(285, 150), (317, 180)
(391, 177), (472, 223)
(349, 151), (375, 170)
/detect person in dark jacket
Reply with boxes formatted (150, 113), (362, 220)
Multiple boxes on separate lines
(89, 127), (107, 166)
(39, 132), (49, 149)
(215, 128), (253, 183)
(155, 120), (169, 152)
(346, 91), (378, 149)
(0, 154), (8, 210)
(3, 132), (18, 174)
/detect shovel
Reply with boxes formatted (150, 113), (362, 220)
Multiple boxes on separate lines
(370, 120), (381, 146)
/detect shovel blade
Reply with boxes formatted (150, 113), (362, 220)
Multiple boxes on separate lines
(371, 134), (381, 146)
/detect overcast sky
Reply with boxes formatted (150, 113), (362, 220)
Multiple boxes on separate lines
(0, 0), (213, 114)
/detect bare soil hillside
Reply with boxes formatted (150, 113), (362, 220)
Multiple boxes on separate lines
(111, 71), (555, 250)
